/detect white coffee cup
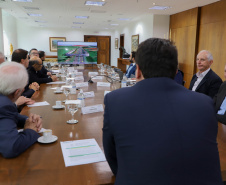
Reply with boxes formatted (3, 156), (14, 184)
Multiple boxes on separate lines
(43, 129), (52, 142)
(56, 87), (61, 92)
(56, 101), (62, 107)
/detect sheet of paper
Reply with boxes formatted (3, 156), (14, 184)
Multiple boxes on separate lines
(65, 100), (81, 105)
(88, 72), (98, 76)
(52, 70), (60, 73)
(61, 85), (72, 90)
(92, 76), (103, 80)
(27, 101), (50, 107)
(104, 91), (111, 96)
(75, 72), (83, 76)
(74, 76), (84, 81)
(97, 82), (111, 87)
(76, 82), (88, 88)
(81, 104), (104, 114)
(46, 81), (66, 85)
(60, 138), (106, 167)
(84, 91), (95, 98)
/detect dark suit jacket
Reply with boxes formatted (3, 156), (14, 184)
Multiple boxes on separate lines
(103, 77), (222, 185)
(214, 81), (226, 124)
(28, 67), (52, 85)
(125, 63), (136, 78)
(189, 69), (222, 98)
(0, 94), (40, 158)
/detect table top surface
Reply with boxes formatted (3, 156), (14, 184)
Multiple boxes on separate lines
(1, 68), (226, 183)
(0, 69), (117, 185)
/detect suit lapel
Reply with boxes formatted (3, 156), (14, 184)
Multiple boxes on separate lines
(195, 69), (212, 91)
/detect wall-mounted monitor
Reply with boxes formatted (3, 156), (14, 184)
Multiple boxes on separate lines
(57, 41), (98, 65)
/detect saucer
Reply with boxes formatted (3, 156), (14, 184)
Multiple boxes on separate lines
(37, 135), (58, 144)
(54, 91), (63, 94)
(67, 120), (78, 124)
(52, 105), (65, 109)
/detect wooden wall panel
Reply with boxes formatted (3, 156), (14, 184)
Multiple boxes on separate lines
(198, 0), (226, 81)
(170, 8), (199, 88)
(198, 21), (226, 80)
(170, 8), (198, 28)
(200, 0), (226, 24)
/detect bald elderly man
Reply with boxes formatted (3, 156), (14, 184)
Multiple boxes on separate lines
(28, 56), (58, 84)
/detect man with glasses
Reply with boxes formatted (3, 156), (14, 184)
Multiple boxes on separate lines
(28, 56), (58, 84)
(189, 50), (222, 98)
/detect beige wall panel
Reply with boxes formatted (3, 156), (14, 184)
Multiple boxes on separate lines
(170, 8), (198, 29)
(198, 21), (226, 80)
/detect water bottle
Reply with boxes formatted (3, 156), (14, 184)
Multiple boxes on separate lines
(77, 89), (85, 108)
(121, 75), (127, 88)
(70, 80), (76, 95)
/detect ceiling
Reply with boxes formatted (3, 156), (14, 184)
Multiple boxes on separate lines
(0, 0), (221, 30)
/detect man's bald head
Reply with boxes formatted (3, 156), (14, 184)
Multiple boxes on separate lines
(30, 56), (43, 71)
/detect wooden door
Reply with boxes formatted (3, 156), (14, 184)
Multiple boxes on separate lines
(84, 35), (111, 65)
(120, 34), (124, 58)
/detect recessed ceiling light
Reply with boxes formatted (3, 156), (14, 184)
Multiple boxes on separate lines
(118, 18), (131, 21)
(12, 0), (32, 2)
(73, 22), (84, 24)
(35, 20), (46, 23)
(28, 13), (42, 16)
(72, 26), (81, 28)
(85, 1), (106, 6)
(149, 6), (171, 10)
(110, 24), (119, 26)
(75, 16), (89, 19)
(23, 6), (39, 10)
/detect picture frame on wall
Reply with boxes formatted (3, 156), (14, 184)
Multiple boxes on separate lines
(49, 37), (66, 52)
(131, 34), (139, 52)
(115, 38), (118, 49)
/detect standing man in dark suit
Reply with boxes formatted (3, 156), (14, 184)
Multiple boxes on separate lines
(125, 51), (136, 78)
(103, 38), (223, 185)
(189, 50), (222, 98)
(0, 62), (42, 158)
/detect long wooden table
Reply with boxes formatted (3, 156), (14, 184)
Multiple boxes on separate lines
(2, 68), (226, 183)
(0, 69), (117, 185)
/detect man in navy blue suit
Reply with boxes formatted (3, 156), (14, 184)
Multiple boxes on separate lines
(189, 50), (222, 98)
(0, 62), (42, 158)
(125, 51), (136, 78)
(103, 38), (223, 185)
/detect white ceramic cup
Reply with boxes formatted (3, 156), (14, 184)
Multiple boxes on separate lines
(43, 129), (52, 142)
(56, 101), (62, 107)
(56, 87), (61, 92)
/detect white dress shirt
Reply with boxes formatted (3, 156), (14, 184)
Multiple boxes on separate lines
(192, 68), (210, 91)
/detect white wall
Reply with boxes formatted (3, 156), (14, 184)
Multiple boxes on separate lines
(2, 10), (18, 58)
(111, 14), (169, 66)
(2, 12), (169, 67)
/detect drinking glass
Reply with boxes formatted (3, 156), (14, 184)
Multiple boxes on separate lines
(63, 88), (70, 102)
(67, 104), (78, 124)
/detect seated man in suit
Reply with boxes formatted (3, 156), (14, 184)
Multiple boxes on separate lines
(103, 38), (223, 185)
(214, 64), (226, 125)
(0, 62), (42, 158)
(189, 50), (222, 98)
(28, 56), (58, 84)
(39, 50), (52, 76)
(125, 51), (136, 78)
(12, 49), (40, 98)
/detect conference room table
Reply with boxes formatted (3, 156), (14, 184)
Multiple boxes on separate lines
(2, 66), (226, 184)
(0, 67), (117, 185)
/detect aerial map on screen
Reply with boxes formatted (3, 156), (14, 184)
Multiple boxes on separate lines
(57, 41), (98, 65)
